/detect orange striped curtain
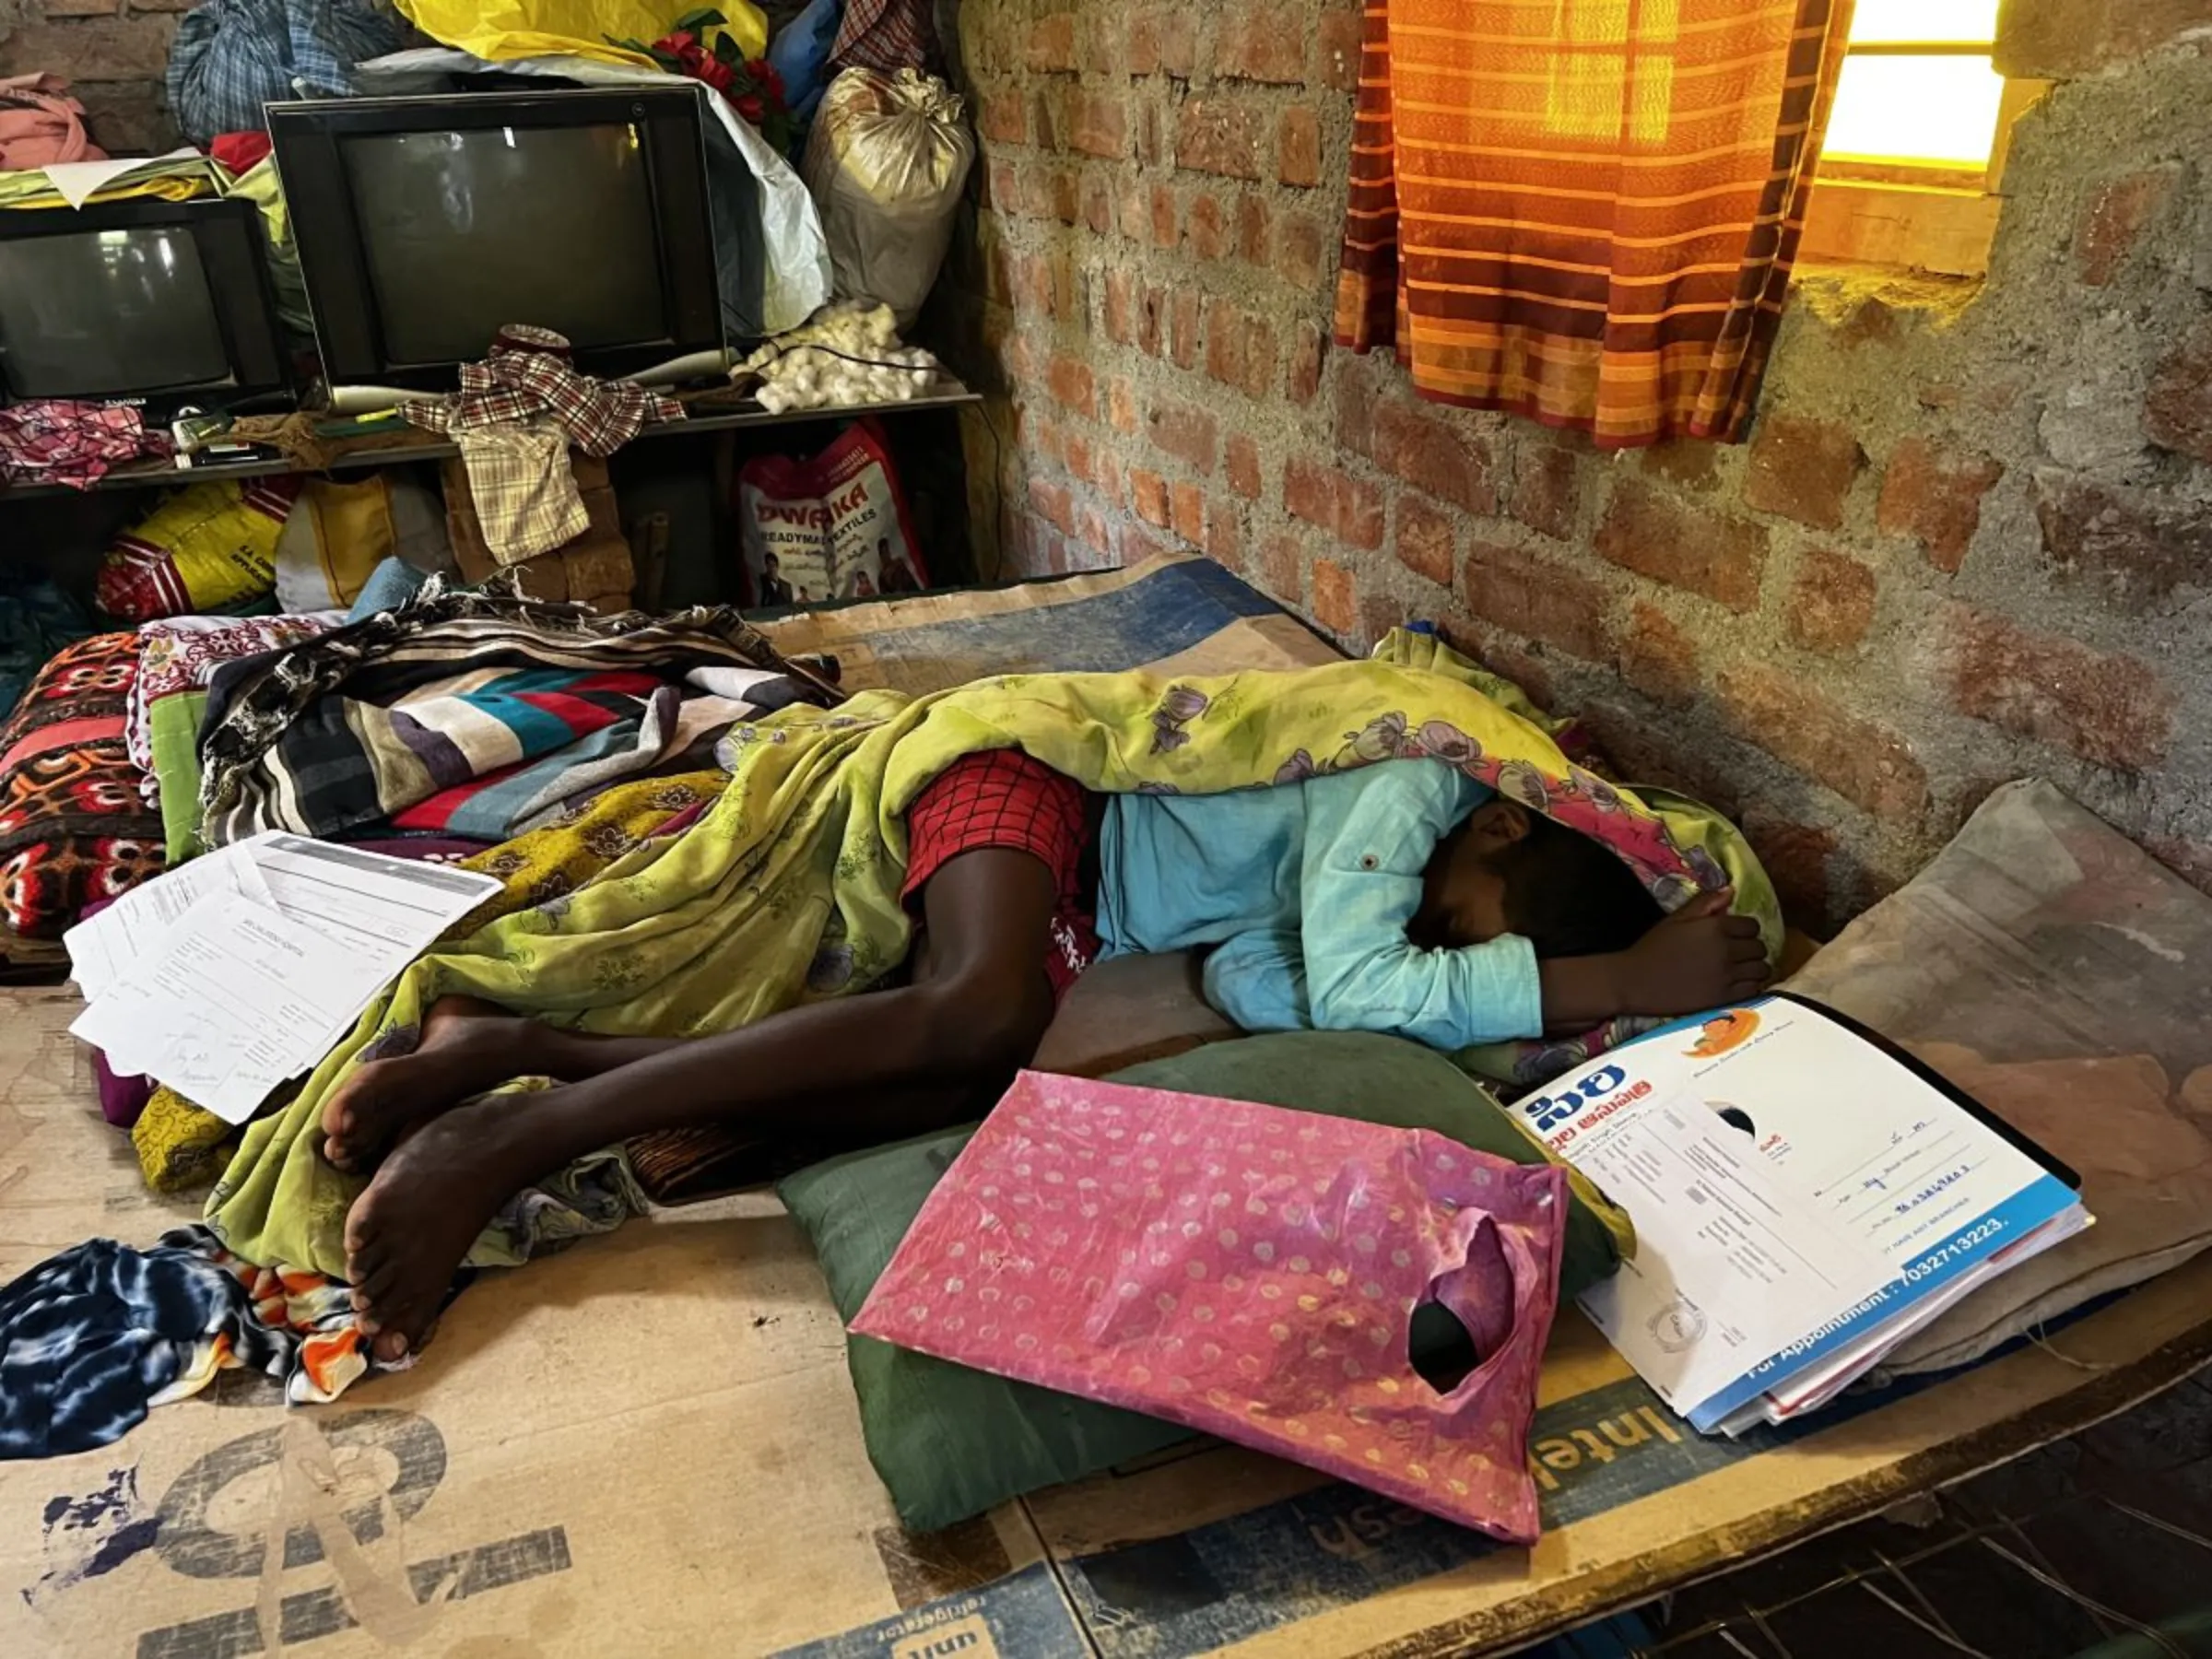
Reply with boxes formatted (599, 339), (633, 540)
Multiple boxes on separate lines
(1334, 0), (1853, 448)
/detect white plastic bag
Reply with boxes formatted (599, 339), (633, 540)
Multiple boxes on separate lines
(801, 67), (974, 328)
(735, 418), (926, 606)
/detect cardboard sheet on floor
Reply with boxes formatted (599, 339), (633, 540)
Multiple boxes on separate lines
(5, 977), (2210, 1659)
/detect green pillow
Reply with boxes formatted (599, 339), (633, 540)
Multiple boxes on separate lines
(778, 1030), (1622, 1535)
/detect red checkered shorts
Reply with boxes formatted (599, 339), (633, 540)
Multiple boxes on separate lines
(901, 748), (1101, 1002)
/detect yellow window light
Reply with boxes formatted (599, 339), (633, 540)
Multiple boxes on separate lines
(1823, 53), (2006, 168)
(1847, 0), (1999, 46)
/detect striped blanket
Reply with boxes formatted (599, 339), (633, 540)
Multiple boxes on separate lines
(385, 665), (802, 841)
(195, 582), (835, 847)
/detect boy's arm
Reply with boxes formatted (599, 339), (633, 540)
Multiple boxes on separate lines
(1298, 767), (1547, 1047)
(1200, 929), (1311, 1032)
(1539, 889), (1769, 1030)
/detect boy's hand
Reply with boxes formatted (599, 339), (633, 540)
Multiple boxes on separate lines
(1615, 888), (1771, 1017)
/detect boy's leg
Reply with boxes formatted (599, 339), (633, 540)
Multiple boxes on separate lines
(342, 846), (1062, 1361)
(325, 757), (1089, 1169)
(322, 1003), (688, 1170)
(321, 884), (1015, 1171)
(328, 954), (985, 1169)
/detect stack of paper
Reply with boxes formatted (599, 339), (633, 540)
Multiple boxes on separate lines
(65, 835), (501, 1124)
(1505, 994), (2089, 1434)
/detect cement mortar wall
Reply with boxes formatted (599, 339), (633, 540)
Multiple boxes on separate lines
(933, 0), (2212, 932)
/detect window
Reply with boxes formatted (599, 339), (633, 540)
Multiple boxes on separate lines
(1800, 0), (2043, 276)
(1826, 0), (2006, 175)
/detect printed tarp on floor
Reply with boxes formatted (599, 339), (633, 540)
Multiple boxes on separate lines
(751, 551), (1339, 694)
(4, 981), (2210, 1659)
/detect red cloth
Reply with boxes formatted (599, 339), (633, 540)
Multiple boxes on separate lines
(208, 131), (273, 174)
(0, 401), (168, 491)
(902, 748), (1099, 1001)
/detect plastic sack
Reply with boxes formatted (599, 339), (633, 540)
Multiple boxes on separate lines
(1785, 780), (2212, 1382)
(736, 418), (925, 605)
(801, 67), (973, 327)
(272, 475), (453, 612)
(392, 0), (768, 67)
(97, 477), (302, 623)
(852, 1071), (1569, 1545)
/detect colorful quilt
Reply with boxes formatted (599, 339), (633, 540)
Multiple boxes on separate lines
(378, 665), (664, 830)
(387, 669), (800, 842)
(130, 612), (345, 859)
(0, 633), (165, 939)
(126, 612), (342, 779)
(194, 581), (837, 847)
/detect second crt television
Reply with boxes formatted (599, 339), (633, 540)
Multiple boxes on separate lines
(0, 197), (292, 416)
(268, 87), (725, 394)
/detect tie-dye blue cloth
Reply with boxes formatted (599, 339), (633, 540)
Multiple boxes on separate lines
(5, 1153), (649, 1458)
(0, 1232), (244, 1460)
(0, 1228), (370, 1460)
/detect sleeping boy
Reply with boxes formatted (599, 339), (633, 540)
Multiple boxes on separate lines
(322, 748), (1771, 1360)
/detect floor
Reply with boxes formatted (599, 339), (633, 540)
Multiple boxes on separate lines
(9, 969), (2212, 1657)
(1609, 1369), (2212, 1658)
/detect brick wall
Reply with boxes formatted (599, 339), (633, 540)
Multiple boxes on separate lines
(0, 0), (196, 154)
(939, 0), (2212, 932)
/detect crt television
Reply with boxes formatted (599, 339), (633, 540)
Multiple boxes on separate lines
(268, 88), (725, 394)
(0, 197), (292, 416)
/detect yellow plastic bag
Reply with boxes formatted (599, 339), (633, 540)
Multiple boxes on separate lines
(96, 477), (301, 622)
(393, 0), (767, 67)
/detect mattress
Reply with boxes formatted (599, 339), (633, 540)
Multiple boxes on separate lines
(6, 568), (2208, 1659)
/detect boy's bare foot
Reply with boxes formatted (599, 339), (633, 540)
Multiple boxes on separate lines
(344, 1088), (547, 1362)
(321, 995), (532, 1171)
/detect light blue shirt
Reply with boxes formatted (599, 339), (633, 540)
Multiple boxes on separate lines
(1095, 761), (1545, 1048)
